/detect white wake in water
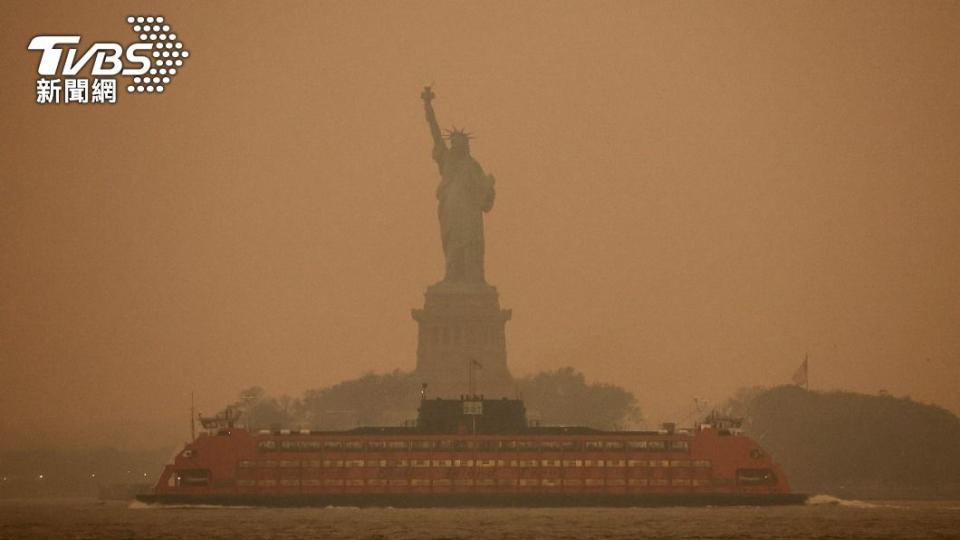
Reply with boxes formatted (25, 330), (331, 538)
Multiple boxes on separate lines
(805, 494), (902, 509)
(128, 500), (254, 510)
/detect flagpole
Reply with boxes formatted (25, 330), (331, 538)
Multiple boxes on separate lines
(190, 392), (196, 443)
(468, 358), (475, 397)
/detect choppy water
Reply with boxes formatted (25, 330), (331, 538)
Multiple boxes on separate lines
(1, 497), (958, 539)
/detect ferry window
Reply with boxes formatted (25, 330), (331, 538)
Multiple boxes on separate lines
(542, 478), (560, 487)
(670, 441), (690, 451)
(367, 441), (386, 450)
(562, 479), (582, 486)
(346, 479), (364, 486)
(562, 459), (582, 467)
(238, 460), (256, 468)
(627, 460), (646, 467)
(344, 459), (364, 467)
(585, 478), (604, 486)
(607, 478), (625, 486)
(604, 441), (624, 450)
(412, 440), (435, 450)
(280, 460), (300, 468)
(433, 479), (452, 487)
(367, 479), (387, 486)
(285, 440), (312, 451)
(585, 441), (604, 450)
(237, 479), (256, 487)
(647, 441), (666, 451)
(519, 478), (539, 486)
(257, 479), (277, 487)
(432, 459), (452, 467)
(323, 479), (343, 486)
(476, 440), (497, 451)
(694, 460), (712, 468)
(280, 479), (300, 487)
(259, 460), (278, 468)
(626, 440), (648, 450)
(306, 460), (322, 468)
(670, 460), (691, 468)
(498, 440), (517, 451)
(454, 478), (475, 486)
(476, 478), (495, 486)
(257, 441), (276, 451)
(389, 479), (408, 486)
(628, 478), (648, 486)
(559, 441), (578, 451)
(322, 460), (343, 468)
(455, 440), (476, 450)
(343, 441), (363, 450)
(517, 441), (539, 451)
(672, 478), (692, 486)
(410, 478), (430, 486)
(540, 441), (561, 450)
(365, 460), (385, 467)
(736, 468), (777, 486)
(438, 440), (456, 450)
(497, 479), (518, 486)
(323, 441), (342, 450)
(387, 441), (409, 450)
(178, 469), (210, 487)
(541, 459), (560, 467)
(412, 459), (431, 467)
(650, 478), (668, 486)
(389, 459), (408, 467)
(606, 460), (625, 467)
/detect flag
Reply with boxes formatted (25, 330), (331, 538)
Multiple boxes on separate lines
(792, 356), (808, 389)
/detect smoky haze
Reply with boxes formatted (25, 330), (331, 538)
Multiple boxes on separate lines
(1, 1), (958, 451)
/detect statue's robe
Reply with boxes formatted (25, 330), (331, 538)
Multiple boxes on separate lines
(433, 143), (495, 283)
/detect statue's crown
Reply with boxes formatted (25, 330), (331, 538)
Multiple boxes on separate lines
(443, 126), (473, 141)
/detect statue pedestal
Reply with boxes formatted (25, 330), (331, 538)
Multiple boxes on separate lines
(412, 281), (514, 398)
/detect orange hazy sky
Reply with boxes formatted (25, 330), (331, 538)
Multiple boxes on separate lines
(1, 1), (959, 450)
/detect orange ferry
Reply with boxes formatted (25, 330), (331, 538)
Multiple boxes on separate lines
(138, 396), (805, 506)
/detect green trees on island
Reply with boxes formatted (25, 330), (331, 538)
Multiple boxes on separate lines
(725, 385), (960, 498)
(225, 367), (641, 432)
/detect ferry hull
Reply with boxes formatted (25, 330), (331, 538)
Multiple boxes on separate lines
(137, 492), (808, 507)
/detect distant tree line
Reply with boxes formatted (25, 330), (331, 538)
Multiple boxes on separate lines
(223, 367), (641, 432)
(723, 385), (960, 499)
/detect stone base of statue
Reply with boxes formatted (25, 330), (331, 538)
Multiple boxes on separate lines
(412, 281), (514, 398)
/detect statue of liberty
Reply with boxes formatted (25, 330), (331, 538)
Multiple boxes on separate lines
(421, 87), (496, 284)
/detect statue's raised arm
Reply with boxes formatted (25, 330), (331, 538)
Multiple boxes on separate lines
(421, 87), (446, 166)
